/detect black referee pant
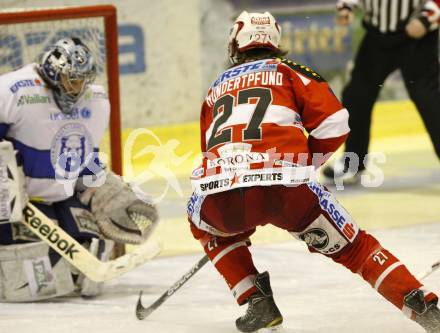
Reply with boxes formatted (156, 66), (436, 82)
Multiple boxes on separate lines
(342, 29), (440, 170)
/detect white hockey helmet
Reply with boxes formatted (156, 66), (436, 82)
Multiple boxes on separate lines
(39, 37), (97, 113)
(228, 11), (281, 64)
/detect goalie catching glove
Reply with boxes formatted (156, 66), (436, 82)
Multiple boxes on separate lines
(77, 171), (158, 244)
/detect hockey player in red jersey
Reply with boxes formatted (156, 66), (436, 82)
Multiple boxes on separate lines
(187, 10), (440, 333)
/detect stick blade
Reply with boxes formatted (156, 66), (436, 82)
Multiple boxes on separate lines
(136, 291), (152, 320)
(136, 291), (145, 320)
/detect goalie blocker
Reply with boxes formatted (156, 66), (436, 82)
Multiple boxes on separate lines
(0, 141), (27, 224)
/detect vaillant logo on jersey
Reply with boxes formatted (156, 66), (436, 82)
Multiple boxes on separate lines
(16, 94), (50, 106)
(213, 60), (278, 87)
(9, 79), (43, 93)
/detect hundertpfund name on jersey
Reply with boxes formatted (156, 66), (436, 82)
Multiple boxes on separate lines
(207, 71), (283, 107)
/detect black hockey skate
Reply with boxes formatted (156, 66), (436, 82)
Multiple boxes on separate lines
(404, 289), (440, 333)
(236, 271), (283, 332)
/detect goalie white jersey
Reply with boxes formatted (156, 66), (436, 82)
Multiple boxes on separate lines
(0, 63), (110, 202)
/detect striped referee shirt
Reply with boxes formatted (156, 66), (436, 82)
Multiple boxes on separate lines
(340, 0), (426, 33)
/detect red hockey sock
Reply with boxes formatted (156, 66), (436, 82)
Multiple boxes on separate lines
(360, 247), (422, 309)
(333, 230), (433, 311)
(205, 238), (258, 304)
(190, 223), (258, 304)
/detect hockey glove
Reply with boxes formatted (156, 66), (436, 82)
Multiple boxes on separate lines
(406, 0), (440, 39)
(335, 0), (357, 25)
(77, 171), (158, 244)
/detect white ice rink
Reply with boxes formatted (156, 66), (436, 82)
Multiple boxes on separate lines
(2, 223), (440, 333)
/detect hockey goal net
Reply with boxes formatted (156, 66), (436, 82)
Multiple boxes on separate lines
(0, 5), (122, 175)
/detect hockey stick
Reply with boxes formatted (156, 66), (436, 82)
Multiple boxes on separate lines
(417, 261), (440, 281)
(136, 254), (209, 320)
(21, 202), (161, 282)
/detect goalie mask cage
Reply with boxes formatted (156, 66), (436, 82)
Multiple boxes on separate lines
(0, 5), (122, 175)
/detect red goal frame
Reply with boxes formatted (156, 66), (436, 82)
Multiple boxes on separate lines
(0, 5), (122, 175)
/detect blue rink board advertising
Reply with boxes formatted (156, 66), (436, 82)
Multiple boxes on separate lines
(276, 12), (352, 72)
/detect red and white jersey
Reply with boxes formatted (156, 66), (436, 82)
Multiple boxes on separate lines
(192, 57), (349, 194)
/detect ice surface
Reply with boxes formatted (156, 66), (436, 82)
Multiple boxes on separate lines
(2, 223), (440, 333)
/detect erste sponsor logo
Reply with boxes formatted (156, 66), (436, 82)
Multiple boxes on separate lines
(9, 78), (43, 93)
(213, 59), (278, 87)
(308, 182), (357, 241)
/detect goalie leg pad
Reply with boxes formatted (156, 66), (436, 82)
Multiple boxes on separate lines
(76, 237), (114, 298)
(0, 242), (75, 302)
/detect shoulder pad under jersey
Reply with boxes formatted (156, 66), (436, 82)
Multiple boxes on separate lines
(278, 58), (326, 83)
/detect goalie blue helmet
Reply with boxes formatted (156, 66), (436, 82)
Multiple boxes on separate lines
(39, 37), (97, 113)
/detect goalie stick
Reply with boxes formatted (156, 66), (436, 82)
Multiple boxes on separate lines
(21, 202), (161, 282)
(136, 254), (209, 320)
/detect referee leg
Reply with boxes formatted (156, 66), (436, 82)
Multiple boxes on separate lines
(401, 31), (440, 160)
(342, 33), (397, 170)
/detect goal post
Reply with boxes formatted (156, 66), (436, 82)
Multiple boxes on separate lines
(0, 5), (122, 175)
